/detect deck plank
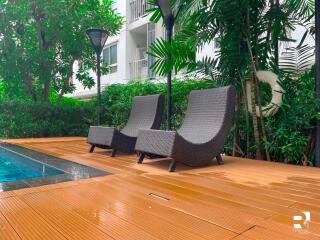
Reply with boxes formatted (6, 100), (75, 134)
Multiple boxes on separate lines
(0, 137), (319, 239)
(43, 189), (159, 240)
(45, 183), (235, 240)
(0, 211), (21, 239)
(0, 197), (66, 240)
(19, 193), (115, 240)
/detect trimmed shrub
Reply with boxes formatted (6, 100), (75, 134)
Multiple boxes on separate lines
(99, 80), (216, 129)
(0, 80), (216, 139)
(0, 100), (95, 138)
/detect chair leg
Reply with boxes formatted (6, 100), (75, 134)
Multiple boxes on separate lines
(89, 145), (95, 153)
(216, 154), (224, 165)
(137, 153), (145, 164)
(111, 149), (117, 157)
(168, 160), (177, 172)
(147, 153), (163, 159)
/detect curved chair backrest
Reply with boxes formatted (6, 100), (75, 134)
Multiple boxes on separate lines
(178, 86), (236, 144)
(121, 94), (164, 137)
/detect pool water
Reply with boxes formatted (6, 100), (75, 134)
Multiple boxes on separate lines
(0, 147), (64, 183)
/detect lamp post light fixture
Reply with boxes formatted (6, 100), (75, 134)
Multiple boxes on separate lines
(86, 29), (109, 125)
(316, 0), (320, 167)
(155, 0), (175, 130)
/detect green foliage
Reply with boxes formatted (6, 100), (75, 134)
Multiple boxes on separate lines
(149, 38), (197, 76)
(223, 69), (318, 165)
(0, 100), (95, 138)
(98, 76), (318, 165)
(147, 0), (316, 164)
(1, 75), (316, 165)
(287, 0), (315, 20)
(0, 0), (123, 102)
(148, 0), (303, 84)
(0, 85), (83, 106)
(49, 93), (84, 106)
(265, 68), (319, 165)
(99, 80), (215, 129)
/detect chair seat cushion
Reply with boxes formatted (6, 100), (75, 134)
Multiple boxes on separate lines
(87, 126), (115, 146)
(135, 129), (176, 157)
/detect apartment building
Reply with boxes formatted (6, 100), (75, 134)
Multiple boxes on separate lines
(70, 0), (314, 99)
(70, 1), (160, 99)
(69, 0), (217, 99)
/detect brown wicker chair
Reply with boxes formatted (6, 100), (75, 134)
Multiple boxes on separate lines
(88, 94), (164, 157)
(135, 86), (236, 171)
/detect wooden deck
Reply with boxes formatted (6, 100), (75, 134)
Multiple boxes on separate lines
(0, 137), (320, 239)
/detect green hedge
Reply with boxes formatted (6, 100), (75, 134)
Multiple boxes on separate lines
(1, 76), (316, 165)
(0, 80), (216, 139)
(0, 100), (95, 138)
(99, 80), (216, 129)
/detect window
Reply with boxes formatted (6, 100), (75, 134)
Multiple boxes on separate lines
(103, 44), (117, 73)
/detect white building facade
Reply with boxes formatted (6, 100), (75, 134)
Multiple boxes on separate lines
(70, 0), (314, 99)
(71, 0), (172, 99)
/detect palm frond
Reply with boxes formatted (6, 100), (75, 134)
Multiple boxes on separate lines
(173, 0), (210, 20)
(146, 0), (161, 23)
(285, 0), (315, 19)
(279, 44), (315, 74)
(148, 37), (197, 76)
(286, 0), (315, 40)
(195, 56), (223, 81)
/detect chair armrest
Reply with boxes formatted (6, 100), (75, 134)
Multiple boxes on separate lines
(135, 129), (176, 157)
(88, 126), (115, 146)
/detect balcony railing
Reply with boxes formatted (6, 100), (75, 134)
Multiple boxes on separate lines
(129, 58), (149, 81)
(129, 0), (150, 23)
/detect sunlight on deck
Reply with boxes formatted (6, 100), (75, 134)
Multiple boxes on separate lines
(0, 137), (319, 240)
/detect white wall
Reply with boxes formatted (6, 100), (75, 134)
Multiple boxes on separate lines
(71, 2), (165, 98)
(69, 0), (128, 99)
(196, 41), (216, 62)
(281, 25), (314, 50)
(70, 1), (315, 99)
(197, 26), (315, 62)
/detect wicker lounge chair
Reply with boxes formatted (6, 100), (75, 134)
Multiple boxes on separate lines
(135, 86), (236, 172)
(88, 94), (164, 157)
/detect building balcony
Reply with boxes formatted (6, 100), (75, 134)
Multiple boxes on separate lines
(129, 58), (148, 81)
(129, 56), (156, 81)
(129, 0), (150, 23)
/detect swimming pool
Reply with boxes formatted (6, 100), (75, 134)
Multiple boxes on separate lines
(0, 143), (110, 191)
(0, 147), (64, 183)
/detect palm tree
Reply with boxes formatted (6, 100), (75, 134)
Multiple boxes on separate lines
(148, 0), (315, 160)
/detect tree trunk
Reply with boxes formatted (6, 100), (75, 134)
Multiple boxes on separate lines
(245, 7), (270, 160)
(43, 81), (50, 102)
(249, 77), (262, 159)
(17, 35), (38, 101)
(56, 59), (75, 105)
(274, 0), (280, 73)
(253, 72), (271, 161)
(20, 70), (38, 101)
(232, 95), (241, 157)
(248, 31), (271, 161)
(31, 3), (55, 103)
(240, 76), (251, 158)
(302, 130), (315, 166)
(246, 48), (271, 160)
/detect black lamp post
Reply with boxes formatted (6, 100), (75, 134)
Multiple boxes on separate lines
(86, 29), (109, 125)
(155, 0), (175, 130)
(316, 1), (320, 167)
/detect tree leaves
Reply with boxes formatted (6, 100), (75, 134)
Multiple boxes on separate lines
(149, 37), (197, 76)
(0, 0), (123, 102)
(286, 0), (315, 20)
